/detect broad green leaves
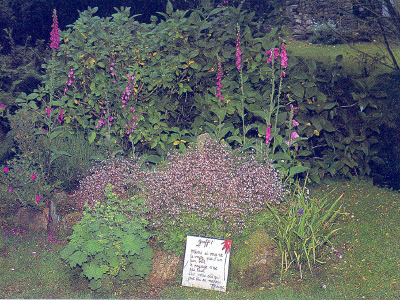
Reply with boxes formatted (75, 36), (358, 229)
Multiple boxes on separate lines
(60, 184), (152, 290)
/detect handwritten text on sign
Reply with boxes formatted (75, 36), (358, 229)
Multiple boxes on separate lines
(182, 236), (231, 292)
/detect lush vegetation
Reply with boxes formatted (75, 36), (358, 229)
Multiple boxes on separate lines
(0, 0), (400, 298)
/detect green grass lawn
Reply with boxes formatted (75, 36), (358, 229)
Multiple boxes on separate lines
(1, 178), (399, 299)
(286, 39), (400, 76)
(160, 178), (400, 299)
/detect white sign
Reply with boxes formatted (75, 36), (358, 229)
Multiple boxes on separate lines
(182, 235), (231, 292)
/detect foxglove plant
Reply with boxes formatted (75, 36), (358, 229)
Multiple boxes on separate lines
(263, 43), (308, 183)
(236, 24), (246, 144)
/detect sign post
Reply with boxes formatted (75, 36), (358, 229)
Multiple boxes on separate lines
(182, 235), (231, 292)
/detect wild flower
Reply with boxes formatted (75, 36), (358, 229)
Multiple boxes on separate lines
(45, 107), (53, 116)
(57, 109), (64, 124)
(285, 131), (300, 149)
(64, 68), (75, 93)
(235, 26), (242, 70)
(266, 43), (288, 76)
(280, 43), (288, 68)
(3, 167), (9, 172)
(297, 208), (304, 215)
(216, 60), (224, 101)
(31, 173), (36, 180)
(50, 9), (60, 50)
(36, 195), (41, 204)
(145, 139), (285, 236)
(265, 125), (272, 145)
(73, 158), (144, 210)
(0, 104), (5, 108)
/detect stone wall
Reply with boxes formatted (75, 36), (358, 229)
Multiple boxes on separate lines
(286, 0), (357, 39)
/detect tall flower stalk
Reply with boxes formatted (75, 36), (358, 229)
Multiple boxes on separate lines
(236, 24), (246, 144)
(265, 43), (288, 153)
(49, 9), (60, 105)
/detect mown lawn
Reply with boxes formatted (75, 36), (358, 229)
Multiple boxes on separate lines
(286, 39), (400, 76)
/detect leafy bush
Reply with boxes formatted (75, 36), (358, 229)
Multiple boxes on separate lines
(60, 184), (153, 290)
(1, 155), (53, 211)
(144, 137), (285, 254)
(14, 1), (384, 185)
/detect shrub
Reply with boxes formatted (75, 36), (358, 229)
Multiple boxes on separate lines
(1, 155), (53, 211)
(144, 138), (285, 253)
(72, 158), (145, 211)
(60, 184), (153, 291)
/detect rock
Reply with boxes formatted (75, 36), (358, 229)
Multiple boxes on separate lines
(47, 191), (79, 235)
(229, 229), (279, 287)
(196, 133), (212, 150)
(15, 206), (49, 232)
(148, 249), (182, 288)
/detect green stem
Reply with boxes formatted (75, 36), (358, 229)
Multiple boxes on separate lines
(239, 66), (245, 144)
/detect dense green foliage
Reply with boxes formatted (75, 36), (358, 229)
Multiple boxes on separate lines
(10, 1), (384, 185)
(60, 184), (153, 290)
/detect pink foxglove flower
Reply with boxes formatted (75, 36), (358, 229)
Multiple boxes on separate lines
(292, 119), (299, 127)
(45, 107), (53, 116)
(235, 26), (242, 70)
(280, 43), (288, 68)
(31, 174), (36, 180)
(266, 48), (279, 63)
(36, 195), (41, 204)
(50, 9), (60, 50)
(3, 167), (9, 172)
(0, 104), (5, 108)
(265, 125), (272, 145)
(216, 61), (224, 101)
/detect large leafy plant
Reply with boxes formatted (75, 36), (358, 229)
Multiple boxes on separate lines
(60, 184), (153, 290)
(15, 1), (382, 182)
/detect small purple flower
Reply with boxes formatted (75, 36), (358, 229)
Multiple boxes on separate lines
(3, 167), (9, 172)
(0, 104), (5, 108)
(31, 174), (36, 180)
(297, 208), (304, 215)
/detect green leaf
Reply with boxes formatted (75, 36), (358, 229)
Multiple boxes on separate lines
(292, 83), (304, 98)
(28, 101), (38, 110)
(83, 262), (109, 280)
(121, 235), (146, 255)
(68, 251), (88, 268)
(88, 279), (102, 290)
(26, 93), (39, 100)
(84, 239), (105, 255)
(323, 102), (336, 110)
(88, 131), (96, 144)
(289, 166), (309, 177)
(166, 0), (173, 15)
